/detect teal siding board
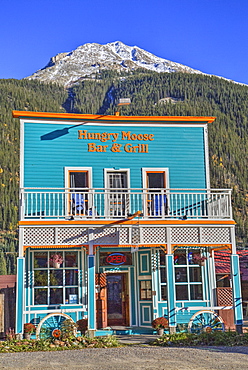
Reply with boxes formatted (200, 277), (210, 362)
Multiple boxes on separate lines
(24, 123), (206, 189)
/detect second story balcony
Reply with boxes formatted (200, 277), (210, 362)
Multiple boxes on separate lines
(20, 188), (233, 221)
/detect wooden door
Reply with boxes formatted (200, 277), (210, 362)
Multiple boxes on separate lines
(95, 273), (107, 329)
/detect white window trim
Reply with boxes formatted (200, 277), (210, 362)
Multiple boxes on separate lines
(64, 167), (92, 189)
(142, 168), (169, 218)
(142, 168), (169, 190)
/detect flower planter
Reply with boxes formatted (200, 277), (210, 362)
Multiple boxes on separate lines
(53, 262), (61, 268)
(157, 328), (164, 336)
(24, 333), (31, 340)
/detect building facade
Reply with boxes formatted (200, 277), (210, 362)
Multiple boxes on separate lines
(13, 111), (243, 336)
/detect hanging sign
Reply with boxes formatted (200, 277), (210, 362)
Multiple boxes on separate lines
(100, 252), (132, 266)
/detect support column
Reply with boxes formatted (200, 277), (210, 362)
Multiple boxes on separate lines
(166, 254), (176, 333)
(231, 254), (243, 333)
(15, 257), (25, 335)
(151, 249), (159, 320)
(87, 235), (96, 337)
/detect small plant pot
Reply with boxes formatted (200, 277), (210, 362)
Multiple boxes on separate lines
(24, 333), (31, 340)
(53, 262), (61, 268)
(157, 328), (164, 336)
(199, 261), (206, 267)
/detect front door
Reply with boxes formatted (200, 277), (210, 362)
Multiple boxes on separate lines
(107, 273), (129, 326)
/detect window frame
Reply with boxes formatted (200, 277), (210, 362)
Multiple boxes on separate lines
(142, 168), (169, 218)
(64, 167), (92, 217)
(174, 248), (204, 301)
(32, 249), (81, 306)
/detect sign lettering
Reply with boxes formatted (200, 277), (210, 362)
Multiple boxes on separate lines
(78, 130), (154, 153)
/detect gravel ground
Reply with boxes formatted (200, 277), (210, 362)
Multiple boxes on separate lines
(0, 345), (248, 370)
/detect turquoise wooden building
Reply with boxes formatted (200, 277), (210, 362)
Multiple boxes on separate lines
(13, 110), (243, 337)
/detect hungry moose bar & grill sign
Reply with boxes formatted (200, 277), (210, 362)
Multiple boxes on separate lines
(78, 130), (154, 153)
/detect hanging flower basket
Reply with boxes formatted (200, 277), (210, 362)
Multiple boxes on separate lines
(50, 253), (63, 268)
(193, 254), (207, 267)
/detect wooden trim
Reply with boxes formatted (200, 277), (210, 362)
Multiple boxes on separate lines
(23, 244), (87, 250)
(19, 219), (236, 226)
(12, 110), (216, 123)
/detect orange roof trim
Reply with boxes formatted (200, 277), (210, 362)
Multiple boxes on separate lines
(12, 110), (216, 124)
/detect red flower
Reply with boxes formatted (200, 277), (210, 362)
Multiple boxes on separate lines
(52, 329), (61, 338)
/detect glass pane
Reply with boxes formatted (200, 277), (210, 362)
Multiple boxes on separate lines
(66, 287), (79, 304)
(65, 252), (78, 267)
(161, 285), (167, 301)
(34, 252), (48, 268)
(176, 285), (188, 300)
(160, 252), (166, 266)
(140, 280), (152, 300)
(189, 267), (202, 282)
(65, 270), (78, 286)
(34, 288), (47, 305)
(188, 251), (201, 265)
(49, 252), (64, 268)
(174, 251), (186, 265)
(190, 285), (203, 300)
(50, 288), (63, 304)
(50, 270), (63, 286)
(34, 270), (48, 286)
(160, 267), (167, 283)
(175, 267), (187, 282)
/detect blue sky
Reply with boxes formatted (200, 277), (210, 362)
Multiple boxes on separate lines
(1, 0), (248, 84)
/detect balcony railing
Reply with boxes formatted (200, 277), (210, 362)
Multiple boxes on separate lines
(19, 188), (232, 220)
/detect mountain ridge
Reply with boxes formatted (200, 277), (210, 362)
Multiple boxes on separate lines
(26, 41), (205, 87)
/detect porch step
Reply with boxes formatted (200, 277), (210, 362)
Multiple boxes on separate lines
(110, 326), (156, 335)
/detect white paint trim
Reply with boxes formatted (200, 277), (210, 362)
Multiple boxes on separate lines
(139, 253), (150, 274)
(204, 126), (211, 189)
(141, 305), (152, 323)
(64, 167), (92, 188)
(20, 119), (25, 189)
(18, 118), (208, 128)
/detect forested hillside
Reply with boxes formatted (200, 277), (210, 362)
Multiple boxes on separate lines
(0, 71), (248, 273)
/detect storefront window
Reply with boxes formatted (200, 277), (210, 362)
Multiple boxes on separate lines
(33, 251), (80, 305)
(174, 249), (203, 301)
(140, 280), (152, 300)
(160, 251), (167, 300)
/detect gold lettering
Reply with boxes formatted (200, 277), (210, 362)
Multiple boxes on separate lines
(122, 131), (131, 140)
(78, 130), (87, 139)
(111, 143), (122, 152)
(88, 143), (96, 152)
(111, 133), (119, 142)
(137, 134), (143, 140)
(148, 134), (154, 141)
(124, 143), (132, 152)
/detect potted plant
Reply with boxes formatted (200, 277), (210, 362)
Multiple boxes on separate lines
(50, 253), (63, 268)
(76, 318), (88, 335)
(23, 322), (36, 339)
(193, 254), (207, 266)
(152, 316), (168, 336)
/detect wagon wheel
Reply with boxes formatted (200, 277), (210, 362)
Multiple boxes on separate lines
(36, 312), (75, 339)
(188, 310), (225, 334)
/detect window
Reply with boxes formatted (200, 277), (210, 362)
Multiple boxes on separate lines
(142, 168), (169, 217)
(65, 167), (92, 217)
(139, 280), (152, 300)
(174, 249), (203, 301)
(33, 251), (80, 305)
(160, 252), (167, 300)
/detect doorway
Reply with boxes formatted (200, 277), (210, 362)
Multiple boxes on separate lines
(105, 169), (130, 218)
(107, 273), (129, 326)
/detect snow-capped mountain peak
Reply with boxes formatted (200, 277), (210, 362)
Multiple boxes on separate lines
(27, 41), (204, 87)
